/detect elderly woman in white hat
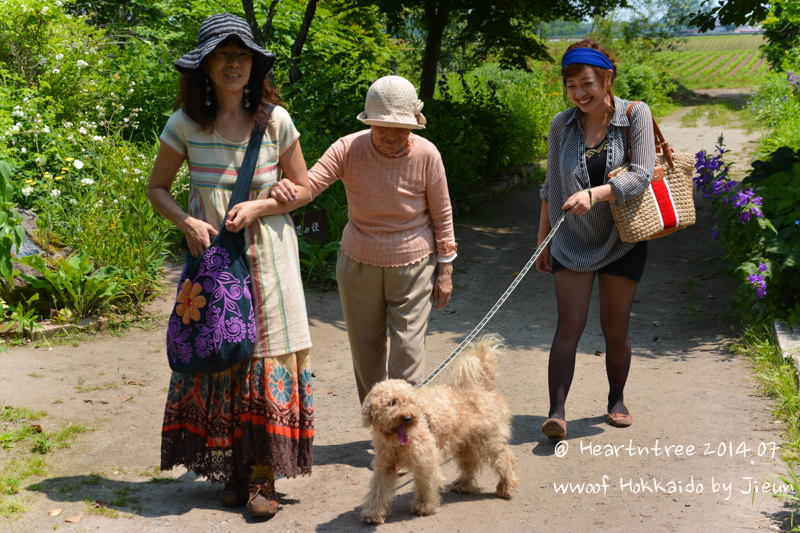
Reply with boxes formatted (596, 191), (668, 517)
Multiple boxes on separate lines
(272, 75), (457, 403)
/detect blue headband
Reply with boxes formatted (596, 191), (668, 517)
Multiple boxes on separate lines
(562, 48), (615, 73)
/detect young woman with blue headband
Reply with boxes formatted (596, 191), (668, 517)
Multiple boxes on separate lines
(535, 40), (656, 441)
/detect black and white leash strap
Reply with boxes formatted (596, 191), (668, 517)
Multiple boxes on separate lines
(414, 210), (568, 390)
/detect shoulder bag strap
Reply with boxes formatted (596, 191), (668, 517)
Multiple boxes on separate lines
(223, 103), (275, 222)
(625, 101), (675, 169)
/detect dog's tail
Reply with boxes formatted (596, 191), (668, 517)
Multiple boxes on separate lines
(451, 334), (503, 389)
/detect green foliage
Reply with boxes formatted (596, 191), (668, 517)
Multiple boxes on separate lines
(697, 141), (800, 322)
(6, 293), (41, 338)
(749, 71), (800, 156)
(298, 239), (340, 284)
(759, 1), (799, 72)
(425, 65), (561, 204)
(0, 161), (24, 284)
(18, 252), (124, 318)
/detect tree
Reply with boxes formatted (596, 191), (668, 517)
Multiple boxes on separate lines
(241, 0), (319, 84)
(364, 0), (625, 100)
(685, 0), (775, 32)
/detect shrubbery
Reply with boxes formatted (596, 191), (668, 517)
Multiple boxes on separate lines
(695, 140), (800, 323)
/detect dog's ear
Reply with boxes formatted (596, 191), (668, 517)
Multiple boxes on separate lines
(361, 394), (375, 428)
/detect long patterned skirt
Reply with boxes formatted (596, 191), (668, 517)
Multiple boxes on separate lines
(161, 350), (313, 484)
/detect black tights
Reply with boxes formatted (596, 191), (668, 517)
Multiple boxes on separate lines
(547, 270), (639, 420)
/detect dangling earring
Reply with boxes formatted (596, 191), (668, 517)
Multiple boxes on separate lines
(243, 83), (250, 108)
(205, 77), (212, 106)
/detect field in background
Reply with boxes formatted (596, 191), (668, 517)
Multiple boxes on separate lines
(546, 34), (768, 91)
(657, 35), (768, 89)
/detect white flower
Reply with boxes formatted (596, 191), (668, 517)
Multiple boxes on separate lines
(66, 134), (74, 141)
(123, 156), (129, 161)
(121, 169), (127, 174)
(52, 68), (60, 74)
(55, 53), (64, 61)
(21, 187), (32, 197)
(78, 127), (87, 135)
(41, 6), (49, 13)
(133, 168), (141, 174)
(113, 199), (118, 204)
(123, 118), (129, 123)
(42, 126), (50, 133)
(95, 200), (102, 207)
(63, 122), (73, 128)
(69, 199), (78, 205)
(20, 147), (26, 153)
(91, 135), (103, 142)
(118, 104), (124, 111)
(51, 189), (60, 197)
(56, 1), (63, 7)
(77, 59), (88, 68)
(98, 59), (103, 66)
(73, 159), (84, 170)
(80, 178), (94, 186)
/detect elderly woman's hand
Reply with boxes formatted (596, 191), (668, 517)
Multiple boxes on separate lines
(433, 262), (453, 310)
(270, 179), (299, 204)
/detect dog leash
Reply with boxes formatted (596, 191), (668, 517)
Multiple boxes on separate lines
(414, 210), (568, 390)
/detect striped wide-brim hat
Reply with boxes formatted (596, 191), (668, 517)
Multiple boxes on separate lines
(174, 13), (275, 74)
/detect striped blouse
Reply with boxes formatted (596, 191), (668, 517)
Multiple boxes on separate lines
(540, 96), (656, 272)
(160, 107), (312, 358)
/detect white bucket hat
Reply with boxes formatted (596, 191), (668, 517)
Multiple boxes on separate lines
(357, 76), (426, 130)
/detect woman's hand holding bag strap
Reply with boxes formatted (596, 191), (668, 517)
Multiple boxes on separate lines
(608, 101), (696, 243)
(165, 105), (274, 374)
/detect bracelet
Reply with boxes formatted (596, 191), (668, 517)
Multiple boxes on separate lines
(587, 188), (595, 208)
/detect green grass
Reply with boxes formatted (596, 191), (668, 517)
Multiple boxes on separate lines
(680, 34), (765, 52)
(0, 404), (90, 520)
(733, 326), (800, 450)
(657, 48), (768, 89)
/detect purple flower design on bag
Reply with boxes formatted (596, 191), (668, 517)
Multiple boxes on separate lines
(166, 244), (253, 366)
(204, 246), (230, 271)
(247, 307), (257, 343)
(224, 316), (246, 343)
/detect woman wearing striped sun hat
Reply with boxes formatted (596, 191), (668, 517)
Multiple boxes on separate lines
(536, 39), (656, 442)
(147, 12), (314, 517)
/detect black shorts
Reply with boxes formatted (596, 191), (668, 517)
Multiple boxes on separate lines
(550, 241), (648, 283)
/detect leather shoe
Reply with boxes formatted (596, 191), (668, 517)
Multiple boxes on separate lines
(607, 404), (632, 427)
(541, 418), (567, 441)
(248, 480), (279, 516)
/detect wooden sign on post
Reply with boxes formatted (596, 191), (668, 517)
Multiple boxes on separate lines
(291, 209), (326, 242)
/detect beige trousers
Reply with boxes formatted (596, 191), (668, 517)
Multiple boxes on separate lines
(336, 251), (437, 403)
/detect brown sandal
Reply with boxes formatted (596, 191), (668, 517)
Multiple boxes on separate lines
(541, 418), (567, 441)
(607, 404), (633, 428)
(247, 481), (279, 516)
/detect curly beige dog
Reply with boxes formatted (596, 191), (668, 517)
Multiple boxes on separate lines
(360, 334), (519, 524)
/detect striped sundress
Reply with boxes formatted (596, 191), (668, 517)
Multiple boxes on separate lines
(158, 106), (313, 482)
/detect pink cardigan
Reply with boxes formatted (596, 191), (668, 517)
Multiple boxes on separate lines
(307, 130), (457, 267)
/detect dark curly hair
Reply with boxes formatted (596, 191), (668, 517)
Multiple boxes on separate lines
(173, 36), (282, 132)
(561, 39), (617, 107)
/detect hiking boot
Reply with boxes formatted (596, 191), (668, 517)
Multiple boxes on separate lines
(247, 478), (279, 516)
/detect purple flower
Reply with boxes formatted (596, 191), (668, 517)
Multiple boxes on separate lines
(712, 228), (719, 239)
(746, 273), (767, 299)
(758, 262), (768, 273)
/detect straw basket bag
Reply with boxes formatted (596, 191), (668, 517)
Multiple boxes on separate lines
(608, 101), (696, 243)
